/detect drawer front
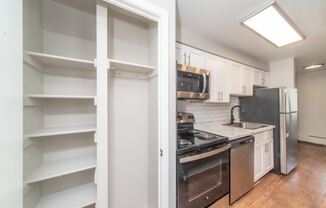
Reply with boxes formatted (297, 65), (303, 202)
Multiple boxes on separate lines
(254, 130), (273, 145)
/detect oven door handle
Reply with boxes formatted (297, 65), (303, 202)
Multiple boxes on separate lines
(179, 144), (231, 164)
(201, 73), (207, 94)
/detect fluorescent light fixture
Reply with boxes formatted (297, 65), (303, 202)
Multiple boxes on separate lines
(303, 64), (324, 70)
(242, 1), (304, 47)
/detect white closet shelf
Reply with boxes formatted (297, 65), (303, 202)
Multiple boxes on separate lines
(35, 183), (96, 208)
(24, 51), (94, 70)
(26, 94), (96, 100)
(25, 125), (96, 138)
(108, 59), (156, 75)
(24, 154), (96, 184)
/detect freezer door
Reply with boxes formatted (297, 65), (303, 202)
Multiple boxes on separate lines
(280, 112), (298, 174)
(280, 88), (298, 113)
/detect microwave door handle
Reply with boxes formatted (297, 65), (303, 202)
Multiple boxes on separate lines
(201, 73), (207, 94)
(179, 144), (230, 164)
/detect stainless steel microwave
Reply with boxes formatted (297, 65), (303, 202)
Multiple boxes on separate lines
(177, 64), (210, 99)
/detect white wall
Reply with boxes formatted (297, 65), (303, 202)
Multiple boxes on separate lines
(0, 1), (23, 207)
(176, 26), (269, 71)
(297, 70), (326, 145)
(269, 57), (296, 88)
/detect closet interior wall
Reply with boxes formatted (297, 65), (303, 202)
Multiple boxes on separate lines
(106, 5), (159, 208)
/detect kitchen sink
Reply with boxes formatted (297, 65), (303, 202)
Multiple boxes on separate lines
(223, 122), (268, 130)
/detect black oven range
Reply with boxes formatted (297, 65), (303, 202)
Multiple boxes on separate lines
(176, 112), (230, 208)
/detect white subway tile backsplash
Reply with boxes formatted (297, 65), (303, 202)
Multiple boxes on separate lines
(177, 97), (240, 123)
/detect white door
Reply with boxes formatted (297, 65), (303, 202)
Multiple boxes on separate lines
(216, 57), (230, 103)
(254, 143), (265, 182)
(261, 71), (269, 87)
(241, 67), (253, 96)
(206, 55), (230, 103)
(187, 49), (205, 68)
(253, 69), (261, 86)
(264, 139), (274, 172)
(206, 55), (219, 102)
(229, 62), (242, 95)
(176, 44), (187, 65)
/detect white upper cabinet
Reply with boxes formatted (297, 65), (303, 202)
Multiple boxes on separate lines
(261, 71), (269, 87)
(253, 69), (269, 87)
(229, 62), (253, 96)
(176, 43), (260, 99)
(229, 62), (242, 95)
(241, 66), (253, 96)
(188, 49), (206, 69)
(206, 55), (230, 103)
(176, 43), (205, 68)
(176, 44), (187, 65)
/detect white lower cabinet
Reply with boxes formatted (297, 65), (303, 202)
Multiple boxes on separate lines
(264, 139), (274, 171)
(254, 130), (274, 182)
(254, 143), (265, 181)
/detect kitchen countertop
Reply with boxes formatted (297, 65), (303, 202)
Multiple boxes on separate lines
(194, 122), (275, 141)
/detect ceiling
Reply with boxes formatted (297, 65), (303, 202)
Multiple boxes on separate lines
(177, 0), (326, 72)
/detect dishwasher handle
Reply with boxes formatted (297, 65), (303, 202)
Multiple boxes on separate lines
(230, 136), (254, 148)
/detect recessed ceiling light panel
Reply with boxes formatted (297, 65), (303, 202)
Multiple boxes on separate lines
(242, 1), (305, 47)
(303, 64), (324, 70)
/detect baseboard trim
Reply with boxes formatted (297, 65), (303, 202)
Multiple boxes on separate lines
(298, 140), (326, 147)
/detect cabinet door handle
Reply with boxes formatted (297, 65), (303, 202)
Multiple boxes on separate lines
(183, 52), (187, 65)
(221, 92), (223, 101)
(188, 54), (190, 66)
(219, 92), (221, 101)
(242, 86), (246, 94)
(265, 143), (268, 152)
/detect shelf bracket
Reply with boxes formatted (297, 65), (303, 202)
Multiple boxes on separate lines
(94, 132), (97, 144)
(93, 97), (97, 106)
(94, 168), (97, 184)
(94, 58), (97, 68)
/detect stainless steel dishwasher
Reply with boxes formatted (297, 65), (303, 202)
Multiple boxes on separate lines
(230, 136), (255, 204)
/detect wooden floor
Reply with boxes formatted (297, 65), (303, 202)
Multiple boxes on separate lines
(232, 142), (326, 208)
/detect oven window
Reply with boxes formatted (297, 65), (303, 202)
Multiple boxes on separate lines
(178, 150), (229, 208)
(186, 159), (222, 201)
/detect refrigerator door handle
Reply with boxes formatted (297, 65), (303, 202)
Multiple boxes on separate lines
(280, 114), (287, 174)
(287, 90), (292, 113)
(279, 87), (286, 113)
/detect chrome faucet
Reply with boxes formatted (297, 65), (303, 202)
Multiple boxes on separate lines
(230, 105), (244, 124)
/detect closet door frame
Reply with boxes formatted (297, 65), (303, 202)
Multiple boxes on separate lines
(96, 0), (170, 207)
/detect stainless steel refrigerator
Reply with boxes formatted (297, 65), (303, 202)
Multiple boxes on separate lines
(240, 87), (298, 174)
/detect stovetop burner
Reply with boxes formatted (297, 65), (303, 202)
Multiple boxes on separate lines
(177, 130), (228, 155)
(176, 112), (228, 155)
(178, 139), (193, 146)
(196, 132), (218, 140)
